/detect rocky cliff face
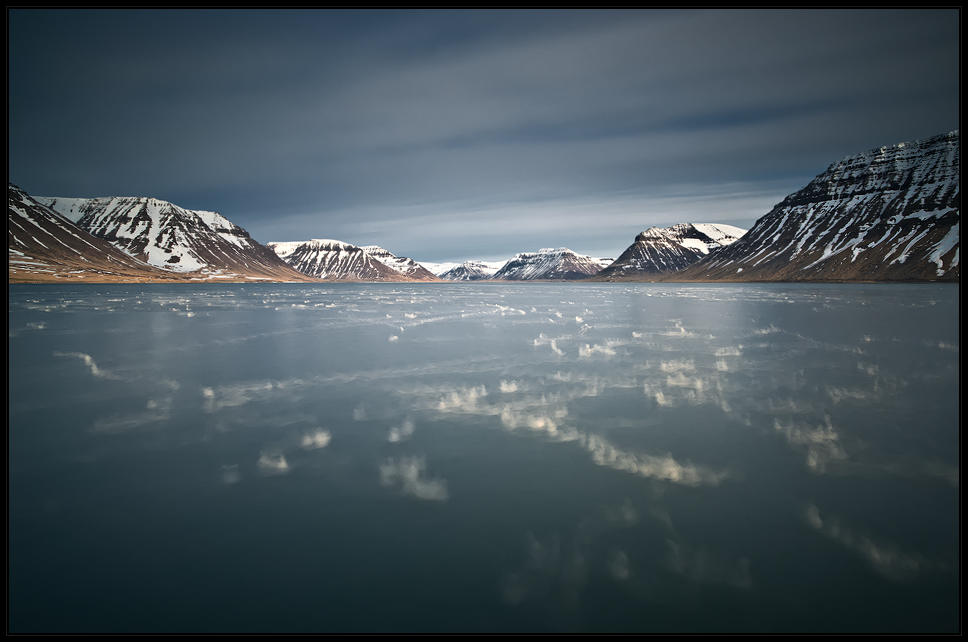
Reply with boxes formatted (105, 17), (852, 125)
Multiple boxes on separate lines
(669, 131), (960, 282)
(266, 239), (409, 281)
(491, 248), (609, 281)
(36, 194), (314, 281)
(594, 223), (746, 280)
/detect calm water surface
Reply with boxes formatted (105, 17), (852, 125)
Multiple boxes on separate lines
(8, 283), (959, 632)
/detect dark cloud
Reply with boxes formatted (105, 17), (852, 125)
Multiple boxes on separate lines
(9, 9), (959, 262)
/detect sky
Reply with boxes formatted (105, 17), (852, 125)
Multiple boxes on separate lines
(8, 9), (960, 264)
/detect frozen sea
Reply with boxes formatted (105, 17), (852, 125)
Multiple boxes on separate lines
(8, 283), (960, 633)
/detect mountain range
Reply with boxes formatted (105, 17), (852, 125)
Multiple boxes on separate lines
(9, 131), (959, 284)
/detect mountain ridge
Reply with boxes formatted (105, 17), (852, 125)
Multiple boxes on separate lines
(663, 130), (959, 282)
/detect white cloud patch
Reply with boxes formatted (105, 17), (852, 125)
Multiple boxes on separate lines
(608, 549), (631, 581)
(804, 504), (935, 582)
(387, 418), (415, 443)
(660, 359), (696, 373)
(579, 343), (616, 358)
(379, 456), (448, 501)
(437, 385), (488, 413)
(221, 464), (241, 485)
(257, 452), (290, 475)
(579, 433), (730, 486)
(500, 532), (586, 606)
(91, 397), (172, 433)
(774, 415), (847, 473)
(301, 429), (332, 449)
(201, 379), (303, 413)
(54, 351), (121, 379)
(533, 333), (566, 356)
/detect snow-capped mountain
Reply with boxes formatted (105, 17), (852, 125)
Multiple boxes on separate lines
(267, 239), (410, 281)
(437, 260), (506, 281)
(670, 131), (960, 282)
(8, 183), (180, 282)
(359, 246), (441, 281)
(418, 261), (461, 277)
(35, 194), (314, 281)
(594, 223), (746, 280)
(491, 248), (610, 281)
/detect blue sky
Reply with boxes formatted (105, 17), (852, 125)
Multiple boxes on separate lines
(8, 9), (960, 263)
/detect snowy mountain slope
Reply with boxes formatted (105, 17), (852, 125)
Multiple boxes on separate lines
(266, 239), (410, 281)
(437, 260), (506, 281)
(668, 131), (960, 282)
(359, 246), (441, 281)
(491, 248), (609, 281)
(419, 261), (461, 277)
(8, 184), (192, 282)
(593, 223), (746, 280)
(36, 194), (315, 281)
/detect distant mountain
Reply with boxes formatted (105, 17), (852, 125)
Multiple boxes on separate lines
(593, 223), (746, 281)
(437, 260), (505, 281)
(266, 239), (411, 281)
(35, 194), (314, 282)
(419, 261), (460, 277)
(491, 248), (609, 281)
(359, 246), (441, 281)
(668, 131), (960, 282)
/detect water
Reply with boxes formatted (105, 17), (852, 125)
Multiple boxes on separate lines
(8, 283), (959, 633)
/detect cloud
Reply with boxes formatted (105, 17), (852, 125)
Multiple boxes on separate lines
(257, 452), (290, 475)
(533, 333), (566, 356)
(387, 418), (415, 443)
(301, 429), (332, 449)
(379, 456), (448, 501)
(500, 532), (586, 606)
(579, 433), (730, 486)
(54, 351), (121, 380)
(579, 343), (616, 358)
(774, 415), (848, 473)
(436, 385), (488, 413)
(202, 379), (301, 413)
(221, 464), (241, 485)
(608, 549), (631, 581)
(91, 396), (172, 433)
(804, 504), (935, 582)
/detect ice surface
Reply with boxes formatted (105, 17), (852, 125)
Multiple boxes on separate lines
(7, 282), (960, 633)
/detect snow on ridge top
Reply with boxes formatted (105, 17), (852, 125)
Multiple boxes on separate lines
(267, 239), (361, 256)
(691, 223), (747, 241)
(638, 223), (746, 244)
(360, 245), (390, 255)
(309, 238), (356, 248)
(514, 247), (580, 259)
